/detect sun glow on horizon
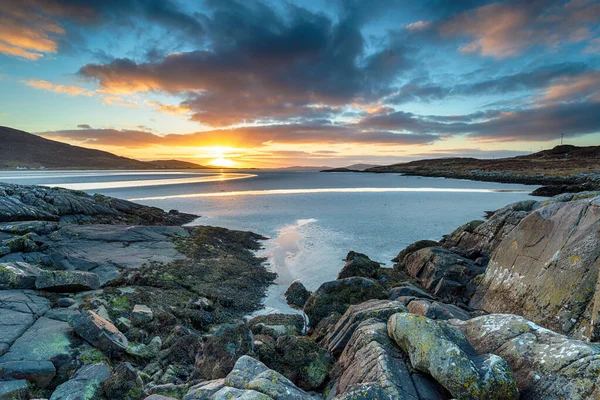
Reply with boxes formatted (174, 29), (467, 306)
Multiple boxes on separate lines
(209, 157), (236, 167)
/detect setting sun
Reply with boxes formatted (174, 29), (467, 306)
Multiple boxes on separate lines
(209, 157), (236, 168)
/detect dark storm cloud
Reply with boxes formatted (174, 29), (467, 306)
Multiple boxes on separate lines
(78, 0), (414, 126)
(387, 63), (592, 104)
(76, 123), (92, 129)
(359, 100), (600, 142)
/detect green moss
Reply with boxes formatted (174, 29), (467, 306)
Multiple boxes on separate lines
(79, 347), (108, 365)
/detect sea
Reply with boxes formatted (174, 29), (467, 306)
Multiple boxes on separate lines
(0, 169), (538, 314)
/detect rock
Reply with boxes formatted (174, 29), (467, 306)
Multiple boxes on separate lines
(406, 300), (470, 321)
(100, 362), (144, 400)
(331, 318), (449, 399)
(57, 297), (75, 308)
(0, 290), (49, 357)
(115, 316), (132, 332)
(0, 262), (40, 289)
(284, 280), (311, 309)
(36, 270), (100, 293)
(399, 246), (483, 301)
(441, 200), (536, 257)
(247, 314), (305, 338)
(145, 396), (178, 400)
(452, 314), (600, 400)
(0, 316), (73, 388)
(258, 335), (332, 391)
(337, 251), (380, 279)
(147, 383), (188, 398)
(127, 336), (162, 360)
(0, 220), (59, 236)
(470, 195), (600, 340)
(70, 310), (128, 354)
(183, 379), (225, 400)
(388, 282), (434, 301)
(0, 380), (29, 400)
(224, 355), (312, 399)
(388, 312), (519, 400)
(131, 304), (154, 325)
(49, 363), (111, 400)
(304, 277), (387, 328)
(194, 324), (254, 380)
(0, 361), (56, 388)
(0, 182), (196, 225)
(320, 299), (407, 356)
(392, 239), (439, 266)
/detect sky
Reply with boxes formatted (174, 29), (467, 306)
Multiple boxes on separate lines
(0, 0), (599, 168)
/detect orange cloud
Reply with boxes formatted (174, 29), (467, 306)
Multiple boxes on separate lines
(441, 1), (600, 59)
(541, 71), (600, 103)
(0, 7), (65, 60)
(24, 79), (93, 96)
(145, 101), (191, 115)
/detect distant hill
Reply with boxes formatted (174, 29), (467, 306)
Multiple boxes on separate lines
(362, 145), (600, 194)
(366, 145), (600, 177)
(322, 163), (379, 172)
(0, 126), (208, 170)
(146, 159), (213, 169)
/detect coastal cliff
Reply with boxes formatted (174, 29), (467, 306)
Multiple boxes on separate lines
(1, 183), (600, 399)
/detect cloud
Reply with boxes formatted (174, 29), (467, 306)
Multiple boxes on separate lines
(439, 0), (600, 58)
(145, 101), (191, 115)
(78, 0), (413, 126)
(540, 71), (600, 103)
(77, 123), (92, 129)
(102, 96), (138, 107)
(24, 79), (93, 96)
(386, 62), (592, 104)
(358, 99), (600, 142)
(38, 122), (442, 149)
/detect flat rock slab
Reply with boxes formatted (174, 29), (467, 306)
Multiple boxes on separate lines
(0, 379), (29, 399)
(36, 270), (100, 292)
(0, 360), (56, 388)
(38, 225), (189, 285)
(0, 290), (49, 357)
(50, 363), (111, 400)
(0, 316), (72, 387)
(0, 262), (41, 290)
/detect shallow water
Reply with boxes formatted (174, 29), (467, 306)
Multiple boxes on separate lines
(0, 169), (538, 314)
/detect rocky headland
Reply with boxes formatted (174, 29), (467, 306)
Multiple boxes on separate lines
(324, 145), (600, 196)
(2, 182), (600, 399)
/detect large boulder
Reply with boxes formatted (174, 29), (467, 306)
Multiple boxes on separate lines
(284, 280), (311, 309)
(331, 318), (449, 399)
(304, 277), (387, 328)
(441, 200), (536, 257)
(452, 314), (600, 400)
(70, 310), (128, 354)
(392, 240), (439, 267)
(470, 195), (600, 340)
(49, 363), (111, 400)
(224, 355), (313, 399)
(399, 247), (483, 301)
(0, 262), (40, 289)
(387, 313), (519, 400)
(36, 270), (101, 292)
(320, 299), (406, 356)
(337, 251), (380, 279)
